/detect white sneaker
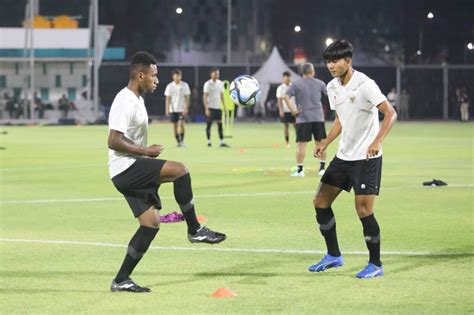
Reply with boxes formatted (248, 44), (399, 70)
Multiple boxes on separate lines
(291, 170), (305, 177)
(317, 169), (325, 176)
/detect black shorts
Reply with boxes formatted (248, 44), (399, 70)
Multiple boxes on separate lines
(296, 122), (326, 142)
(280, 113), (296, 124)
(170, 112), (184, 123)
(321, 156), (382, 195)
(207, 108), (222, 122)
(111, 158), (166, 217)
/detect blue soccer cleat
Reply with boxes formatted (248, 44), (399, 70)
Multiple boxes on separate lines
(308, 254), (344, 272)
(356, 263), (384, 279)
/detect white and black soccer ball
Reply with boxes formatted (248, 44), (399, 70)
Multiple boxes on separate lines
(229, 75), (261, 107)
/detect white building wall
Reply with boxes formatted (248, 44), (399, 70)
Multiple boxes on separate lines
(0, 28), (90, 49)
(0, 61), (89, 103)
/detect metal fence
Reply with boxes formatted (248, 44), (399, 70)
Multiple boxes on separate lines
(1, 62), (472, 123)
(99, 63), (473, 121)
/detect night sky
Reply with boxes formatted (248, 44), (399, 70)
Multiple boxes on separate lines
(1, 0), (473, 64)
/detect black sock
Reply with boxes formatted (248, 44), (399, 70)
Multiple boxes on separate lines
(297, 164), (303, 173)
(175, 134), (180, 143)
(285, 135), (289, 143)
(180, 133), (184, 142)
(217, 122), (224, 140)
(206, 122), (212, 140)
(319, 161), (326, 170)
(115, 225), (159, 283)
(315, 207), (341, 257)
(360, 214), (381, 267)
(174, 173), (200, 234)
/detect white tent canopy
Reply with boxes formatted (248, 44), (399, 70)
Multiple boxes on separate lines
(252, 46), (301, 106)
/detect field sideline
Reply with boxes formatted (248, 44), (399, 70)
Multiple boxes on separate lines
(0, 121), (473, 314)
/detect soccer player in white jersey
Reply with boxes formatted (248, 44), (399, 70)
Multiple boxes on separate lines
(309, 40), (397, 278)
(108, 52), (226, 293)
(164, 69), (191, 147)
(276, 71), (296, 148)
(203, 67), (229, 147)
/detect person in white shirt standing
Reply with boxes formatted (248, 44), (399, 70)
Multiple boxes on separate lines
(309, 40), (397, 279)
(164, 69), (191, 147)
(276, 71), (296, 148)
(108, 52), (226, 293)
(387, 87), (397, 113)
(203, 67), (229, 147)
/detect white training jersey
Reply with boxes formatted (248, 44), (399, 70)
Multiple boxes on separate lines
(108, 87), (148, 178)
(203, 79), (224, 109)
(164, 81), (191, 113)
(276, 83), (296, 113)
(327, 70), (387, 161)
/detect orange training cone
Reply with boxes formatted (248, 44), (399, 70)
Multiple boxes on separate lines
(211, 288), (237, 298)
(197, 215), (207, 223)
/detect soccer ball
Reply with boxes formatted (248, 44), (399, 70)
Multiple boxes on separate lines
(229, 75), (261, 107)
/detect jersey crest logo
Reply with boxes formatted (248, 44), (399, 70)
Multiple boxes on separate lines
(349, 91), (356, 103)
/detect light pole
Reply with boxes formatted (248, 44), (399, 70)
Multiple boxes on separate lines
(418, 12), (434, 58)
(28, 0), (35, 122)
(227, 0), (231, 64)
(291, 26), (304, 64)
(290, 26), (300, 60)
(174, 7), (183, 63)
(93, 0), (99, 118)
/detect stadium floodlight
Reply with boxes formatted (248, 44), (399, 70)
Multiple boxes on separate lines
(325, 37), (334, 47)
(294, 25), (301, 32)
(416, 50), (422, 55)
(427, 12), (434, 19)
(176, 7), (183, 14)
(468, 42), (473, 50)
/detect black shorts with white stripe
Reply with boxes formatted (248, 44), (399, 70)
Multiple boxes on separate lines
(321, 156), (382, 195)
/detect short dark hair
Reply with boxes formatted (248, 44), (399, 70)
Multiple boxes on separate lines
(323, 40), (353, 62)
(172, 69), (182, 76)
(283, 71), (291, 77)
(130, 51), (157, 77)
(210, 67), (219, 74)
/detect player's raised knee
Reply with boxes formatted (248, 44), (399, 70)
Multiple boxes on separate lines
(162, 160), (189, 180)
(176, 161), (189, 177)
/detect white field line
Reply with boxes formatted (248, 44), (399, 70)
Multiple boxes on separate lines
(0, 185), (473, 205)
(0, 163), (104, 172)
(0, 238), (471, 257)
(0, 191), (314, 204)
